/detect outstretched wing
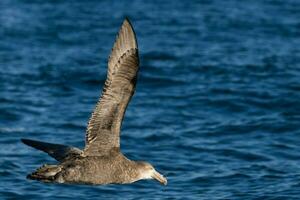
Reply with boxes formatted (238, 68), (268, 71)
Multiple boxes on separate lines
(21, 138), (82, 162)
(83, 19), (139, 156)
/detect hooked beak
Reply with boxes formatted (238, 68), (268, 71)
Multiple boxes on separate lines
(152, 170), (167, 185)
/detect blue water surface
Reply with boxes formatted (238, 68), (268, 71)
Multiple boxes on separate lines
(1, 0), (300, 199)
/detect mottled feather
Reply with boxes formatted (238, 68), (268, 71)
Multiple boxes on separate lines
(84, 19), (139, 156)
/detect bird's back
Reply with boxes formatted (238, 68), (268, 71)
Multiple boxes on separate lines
(55, 152), (139, 185)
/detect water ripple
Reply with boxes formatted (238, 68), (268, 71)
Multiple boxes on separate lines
(1, 0), (300, 199)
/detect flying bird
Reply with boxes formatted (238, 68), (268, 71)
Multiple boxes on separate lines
(21, 18), (167, 186)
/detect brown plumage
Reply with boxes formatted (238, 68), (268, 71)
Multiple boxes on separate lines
(84, 19), (139, 156)
(22, 18), (167, 186)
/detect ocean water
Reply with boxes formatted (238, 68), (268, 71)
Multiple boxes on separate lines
(1, 0), (300, 199)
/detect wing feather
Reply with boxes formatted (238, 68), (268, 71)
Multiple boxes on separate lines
(83, 19), (139, 156)
(21, 138), (82, 162)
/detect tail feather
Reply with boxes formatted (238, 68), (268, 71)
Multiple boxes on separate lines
(21, 138), (82, 162)
(27, 164), (62, 182)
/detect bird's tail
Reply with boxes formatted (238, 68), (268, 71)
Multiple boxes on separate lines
(27, 164), (62, 182)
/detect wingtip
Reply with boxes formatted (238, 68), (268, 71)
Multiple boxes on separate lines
(123, 16), (131, 25)
(21, 138), (29, 144)
(21, 138), (38, 148)
(122, 17), (135, 34)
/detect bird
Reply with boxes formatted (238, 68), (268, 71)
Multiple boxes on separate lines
(21, 18), (167, 186)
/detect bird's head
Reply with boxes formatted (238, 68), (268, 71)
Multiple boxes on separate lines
(136, 161), (167, 185)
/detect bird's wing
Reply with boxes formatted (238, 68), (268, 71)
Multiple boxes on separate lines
(83, 19), (139, 156)
(21, 138), (82, 162)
